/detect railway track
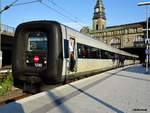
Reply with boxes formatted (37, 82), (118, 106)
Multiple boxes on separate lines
(0, 66), (32, 106)
(0, 89), (32, 106)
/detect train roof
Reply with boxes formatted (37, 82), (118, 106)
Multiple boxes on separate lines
(60, 23), (138, 58)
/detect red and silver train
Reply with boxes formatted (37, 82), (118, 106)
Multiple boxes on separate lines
(12, 21), (139, 92)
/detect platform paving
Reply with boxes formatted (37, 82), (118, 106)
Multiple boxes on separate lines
(0, 64), (150, 113)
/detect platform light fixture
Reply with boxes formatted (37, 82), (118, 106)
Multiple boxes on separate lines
(138, 2), (150, 6)
(138, 1), (150, 73)
(0, 0), (3, 68)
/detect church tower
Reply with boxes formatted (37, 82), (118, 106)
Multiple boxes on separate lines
(93, 0), (106, 30)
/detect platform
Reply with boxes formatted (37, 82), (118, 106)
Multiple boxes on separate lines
(0, 64), (150, 113)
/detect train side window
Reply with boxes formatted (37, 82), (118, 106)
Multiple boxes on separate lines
(106, 51), (110, 59)
(101, 50), (104, 59)
(77, 43), (88, 58)
(64, 39), (69, 58)
(77, 43), (101, 59)
(101, 50), (106, 59)
(101, 50), (112, 59)
(77, 43), (82, 58)
(82, 45), (89, 58)
(109, 52), (114, 59)
(90, 47), (99, 59)
(99, 49), (102, 59)
(77, 43), (89, 58)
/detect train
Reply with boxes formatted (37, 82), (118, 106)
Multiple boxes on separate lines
(12, 21), (139, 92)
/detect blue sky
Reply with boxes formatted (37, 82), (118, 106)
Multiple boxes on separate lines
(1, 0), (148, 30)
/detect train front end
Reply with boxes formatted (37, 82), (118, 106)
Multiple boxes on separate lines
(12, 21), (63, 92)
(26, 32), (47, 68)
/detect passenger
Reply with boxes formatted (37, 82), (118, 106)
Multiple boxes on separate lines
(82, 49), (88, 58)
(118, 56), (122, 67)
(112, 55), (115, 64)
(69, 52), (76, 71)
(120, 56), (125, 67)
(116, 55), (120, 67)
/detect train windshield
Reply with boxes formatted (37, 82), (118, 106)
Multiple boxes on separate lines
(27, 32), (47, 51)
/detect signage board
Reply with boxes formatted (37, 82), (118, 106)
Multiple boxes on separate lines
(145, 49), (150, 54)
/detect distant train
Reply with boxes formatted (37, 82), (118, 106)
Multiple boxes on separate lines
(12, 21), (139, 92)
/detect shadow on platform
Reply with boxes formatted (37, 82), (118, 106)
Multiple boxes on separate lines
(31, 74), (124, 113)
(69, 84), (124, 113)
(31, 91), (73, 113)
(115, 73), (150, 82)
(124, 65), (150, 75)
(0, 101), (25, 113)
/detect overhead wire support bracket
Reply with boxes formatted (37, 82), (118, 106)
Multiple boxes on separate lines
(0, 0), (18, 14)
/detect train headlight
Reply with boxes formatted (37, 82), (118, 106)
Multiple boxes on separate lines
(44, 60), (47, 64)
(26, 60), (29, 63)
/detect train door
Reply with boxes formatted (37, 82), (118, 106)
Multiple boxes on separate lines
(68, 37), (77, 72)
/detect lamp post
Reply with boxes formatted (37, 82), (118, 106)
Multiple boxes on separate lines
(138, 2), (150, 73)
(0, 0), (2, 68)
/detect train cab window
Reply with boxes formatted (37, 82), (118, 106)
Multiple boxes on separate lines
(26, 32), (48, 67)
(27, 32), (48, 52)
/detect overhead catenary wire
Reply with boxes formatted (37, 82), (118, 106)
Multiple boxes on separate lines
(47, 0), (84, 24)
(39, 1), (84, 27)
(2, 0), (84, 28)
(13, 0), (41, 7)
(1, 0), (41, 13)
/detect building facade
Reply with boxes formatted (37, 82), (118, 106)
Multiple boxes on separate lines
(80, 0), (146, 62)
(90, 22), (145, 49)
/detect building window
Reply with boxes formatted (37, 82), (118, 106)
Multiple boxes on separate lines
(125, 29), (128, 34)
(110, 38), (121, 48)
(102, 25), (105, 29)
(96, 24), (99, 30)
(134, 35), (144, 47)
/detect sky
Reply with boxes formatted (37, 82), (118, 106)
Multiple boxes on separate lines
(1, 0), (149, 31)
